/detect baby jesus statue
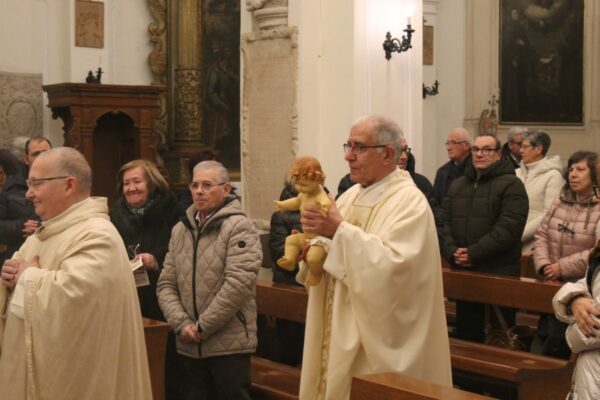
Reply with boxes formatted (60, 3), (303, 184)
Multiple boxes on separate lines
(274, 156), (331, 286)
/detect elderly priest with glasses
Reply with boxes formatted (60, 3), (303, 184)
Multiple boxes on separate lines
(0, 147), (152, 400)
(298, 115), (451, 400)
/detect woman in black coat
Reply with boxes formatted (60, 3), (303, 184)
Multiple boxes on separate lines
(110, 159), (184, 321)
(110, 159), (184, 400)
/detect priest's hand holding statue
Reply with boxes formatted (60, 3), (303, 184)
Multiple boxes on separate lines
(274, 156), (332, 286)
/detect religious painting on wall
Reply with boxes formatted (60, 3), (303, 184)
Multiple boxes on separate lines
(160, 0), (242, 181)
(75, 0), (104, 48)
(202, 1), (241, 170)
(499, 0), (584, 124)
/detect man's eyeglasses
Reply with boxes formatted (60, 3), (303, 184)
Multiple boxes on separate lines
(400, 147), (412, 154)
(26, 176), (69, 188)
(471, 147), (499, 156)
(445, 140), (467, 146)
(189, 181), (226, 191)
(520, 143), (534, 150)
(343, 142), (388, 155)
(510, 141), (523, 146)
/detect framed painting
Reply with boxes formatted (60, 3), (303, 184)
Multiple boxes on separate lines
(75, 0), (104, 48)
(162, 0), (241, 174)
(499, 0), (584, 124)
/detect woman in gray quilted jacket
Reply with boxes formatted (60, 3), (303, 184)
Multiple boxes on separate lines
(157, 161), (262, 400)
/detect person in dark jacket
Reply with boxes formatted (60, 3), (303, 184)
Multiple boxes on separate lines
(398, 137), (443, 246)
(109, 159), (184, 400)
(433, 127), (473, 207)
(0, 149), (39, 264)
(442, 134), (528, 343)
(110, 159), (184, 320)
(268, 179), (305, 366)
(501, 126), (527, 169)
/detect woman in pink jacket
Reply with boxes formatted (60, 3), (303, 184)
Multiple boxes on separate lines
(532, 151), (600, 358)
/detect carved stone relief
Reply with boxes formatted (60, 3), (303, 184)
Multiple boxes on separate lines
(0, 72), (43, 148)
(241, 26), (298, 226)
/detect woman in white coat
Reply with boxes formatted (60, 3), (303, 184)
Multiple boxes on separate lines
(517, 130), (564, 252)
(554, 243), (600, 399)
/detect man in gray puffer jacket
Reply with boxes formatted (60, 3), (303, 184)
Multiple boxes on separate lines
(157, 160), (261, 400)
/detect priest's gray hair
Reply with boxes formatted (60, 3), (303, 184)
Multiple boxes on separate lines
(193, 160), (229, 183)
(352, 115), (404, 163)
(39, 147), (92, 190)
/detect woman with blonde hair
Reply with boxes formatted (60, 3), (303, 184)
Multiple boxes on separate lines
(111, 159), (183, 319)
(110, 159), (184, 399)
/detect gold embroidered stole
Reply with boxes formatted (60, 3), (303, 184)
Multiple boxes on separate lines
(315, 199), (378, 398)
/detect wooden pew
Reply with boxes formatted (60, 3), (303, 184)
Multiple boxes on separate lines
(253, 281), (306, 399)
(251, 356), (301, 400)
(442, 267), (561, 314)
(255, 273), (574, 400)
(442, 267), (573, 399)
(143, 317), (171, 400)
(350, 373), (493, 400)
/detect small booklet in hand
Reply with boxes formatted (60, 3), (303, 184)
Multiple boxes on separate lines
(130, 258), (150, 287)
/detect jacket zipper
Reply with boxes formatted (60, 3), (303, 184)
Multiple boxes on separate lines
(191, 226), (202, 356)
(237, 311), (249, 338)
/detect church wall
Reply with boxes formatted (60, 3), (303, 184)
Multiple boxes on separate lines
(282, 0), (424, 192)
(429, 0), (467, 181)
(0, 0), (153, 149)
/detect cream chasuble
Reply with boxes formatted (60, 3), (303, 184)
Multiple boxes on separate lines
(0, 197), (152, 400)
(299, 169), (452, 400)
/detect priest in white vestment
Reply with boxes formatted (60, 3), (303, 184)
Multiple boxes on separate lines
(0, 148), (152, 400)
(298, 116), (452, 400)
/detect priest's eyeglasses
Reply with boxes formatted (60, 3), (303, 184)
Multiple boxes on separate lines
(26, 176), (70, 188)
(189, 181), (226, 191)
(343, 142), (388, 155)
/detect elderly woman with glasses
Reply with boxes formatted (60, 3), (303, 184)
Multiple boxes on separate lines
(532, 151), (600, 359)
(516, 130), (564, 252)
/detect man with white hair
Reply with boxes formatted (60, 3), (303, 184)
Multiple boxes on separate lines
(299, 115), (451, 400)
(0, 147), (152, 399)
(433, 127), (473, 207)
(502, 126), (528, 169)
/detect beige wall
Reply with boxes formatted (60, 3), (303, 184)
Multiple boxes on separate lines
(0, 0), (153, 147)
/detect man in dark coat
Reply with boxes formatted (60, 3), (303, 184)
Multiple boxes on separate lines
(398, 137), (443, 246)
(0, 149), (39, 264)
(442, 134), (528, 343)
(433, 127), (472, 207)
(501, 126), (527, 169)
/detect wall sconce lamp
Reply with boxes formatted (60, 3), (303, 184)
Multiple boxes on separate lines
(423, 80), (440, 99)
(382, 24), (415, 60)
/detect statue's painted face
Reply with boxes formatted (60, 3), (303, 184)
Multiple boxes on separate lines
(294, 178), (320, 195)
